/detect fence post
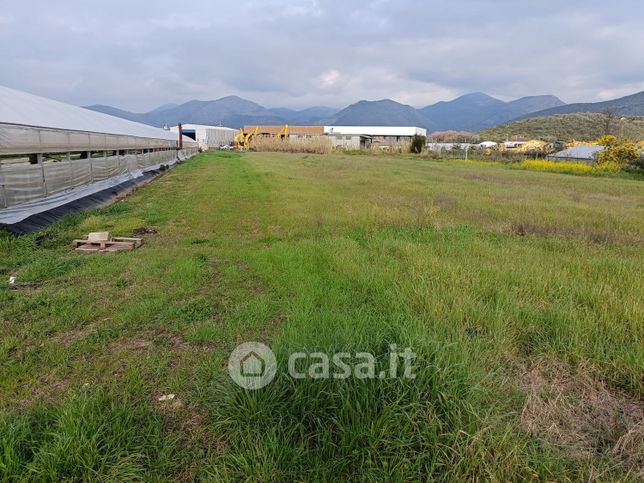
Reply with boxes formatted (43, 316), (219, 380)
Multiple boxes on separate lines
(67, 151), (74, 188)
(0, 158), (7, 208)
(88, 152), (95, 182)
(38, 154), (48, 197)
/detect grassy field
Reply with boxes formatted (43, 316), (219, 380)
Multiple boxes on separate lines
(1, 151), (643, 480)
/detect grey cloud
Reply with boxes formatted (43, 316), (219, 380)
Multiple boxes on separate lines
(0, 0), (642, 111)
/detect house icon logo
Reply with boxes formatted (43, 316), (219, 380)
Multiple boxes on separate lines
(228, 342), (277, 389)
(240, 351), (265, 377)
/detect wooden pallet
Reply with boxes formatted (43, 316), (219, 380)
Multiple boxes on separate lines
(73, 236), (142, 253)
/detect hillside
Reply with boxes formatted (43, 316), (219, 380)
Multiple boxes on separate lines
(519, 90), (644, 119)
(478, 113), (644, 142)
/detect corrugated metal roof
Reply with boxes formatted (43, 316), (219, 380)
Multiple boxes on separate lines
(244, 125), (325, 135)
(0, 85), (180, 142)
(549, 145), (604, 160)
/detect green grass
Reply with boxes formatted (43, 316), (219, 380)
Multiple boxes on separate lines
(1, 151), (643, 480)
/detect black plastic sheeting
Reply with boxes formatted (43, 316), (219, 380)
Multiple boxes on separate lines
(1, 170), (160, 234)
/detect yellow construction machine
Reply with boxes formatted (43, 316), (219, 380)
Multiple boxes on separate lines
(234, 126), (259, 150)
(233, 128), (245, 149)
(276, 124), (289, 140)
(244, 126), (259, 149)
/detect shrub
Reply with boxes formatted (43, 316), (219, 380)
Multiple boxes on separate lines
(410, 135), (426, 154)
(596, 137), (640, 167)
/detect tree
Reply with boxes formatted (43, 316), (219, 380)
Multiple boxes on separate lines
(600, 110), (617, 136)
(596, 135), (639, 167)
(410, 135), (426, 154)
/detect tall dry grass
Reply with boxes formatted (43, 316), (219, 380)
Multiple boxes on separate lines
(368, 141), (411, 154)
(252, 137), (332, 155)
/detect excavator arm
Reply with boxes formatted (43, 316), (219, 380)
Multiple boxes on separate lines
(244, 126), (259, 150)
(234, 128), (245, 149)
(276, 124), (289, 140)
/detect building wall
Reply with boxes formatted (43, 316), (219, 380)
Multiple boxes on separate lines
(324, 126), (427, 137)
(328, 134), (362, 149)
(370, 135), (413, 146)
(170, 124), (236, 149)
(202, 127), (236, 147)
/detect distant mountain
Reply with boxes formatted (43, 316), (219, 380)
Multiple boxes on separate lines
(517, 90), (644, 119)
(144, 96), (284, 127)
(83, 90), (643, 134)
(325, 99), (436, 130)
(478, 95), (565, 127)
(148, 103), (179, 114)
(420, 93), (565, 131)
(268, 106), (339, 124)
(86, 98), (338, 129)
(87, 96), (285, 129)
(420, 93), (504, 131)
(84, 104), (148, 124)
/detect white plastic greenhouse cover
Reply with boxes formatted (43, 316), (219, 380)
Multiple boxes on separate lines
(0, 86), (199, 224)
(0, 85), (180, 142)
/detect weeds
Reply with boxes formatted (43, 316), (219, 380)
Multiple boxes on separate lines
(519, 159), (622, 175)
(0, 151), (642, 480)
(0, 388), (177, 481)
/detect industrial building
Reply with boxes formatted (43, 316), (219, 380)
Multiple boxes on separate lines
(243, 125), (325, 139)
(170, 124), (236, 149)
(240, 125), (427, 150)
(324, 126), (427, 149)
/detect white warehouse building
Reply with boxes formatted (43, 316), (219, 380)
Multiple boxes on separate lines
(170, 124), (237, 149)
(324, 126), (427, 150)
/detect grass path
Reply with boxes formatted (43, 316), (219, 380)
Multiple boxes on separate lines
(1, 152), (642, 480)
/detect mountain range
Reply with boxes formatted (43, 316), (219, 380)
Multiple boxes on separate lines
(514, 90), (644, 119)
(84, 90), (644, 133)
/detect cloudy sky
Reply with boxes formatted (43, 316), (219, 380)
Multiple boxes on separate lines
(1, 0), (643, 111)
